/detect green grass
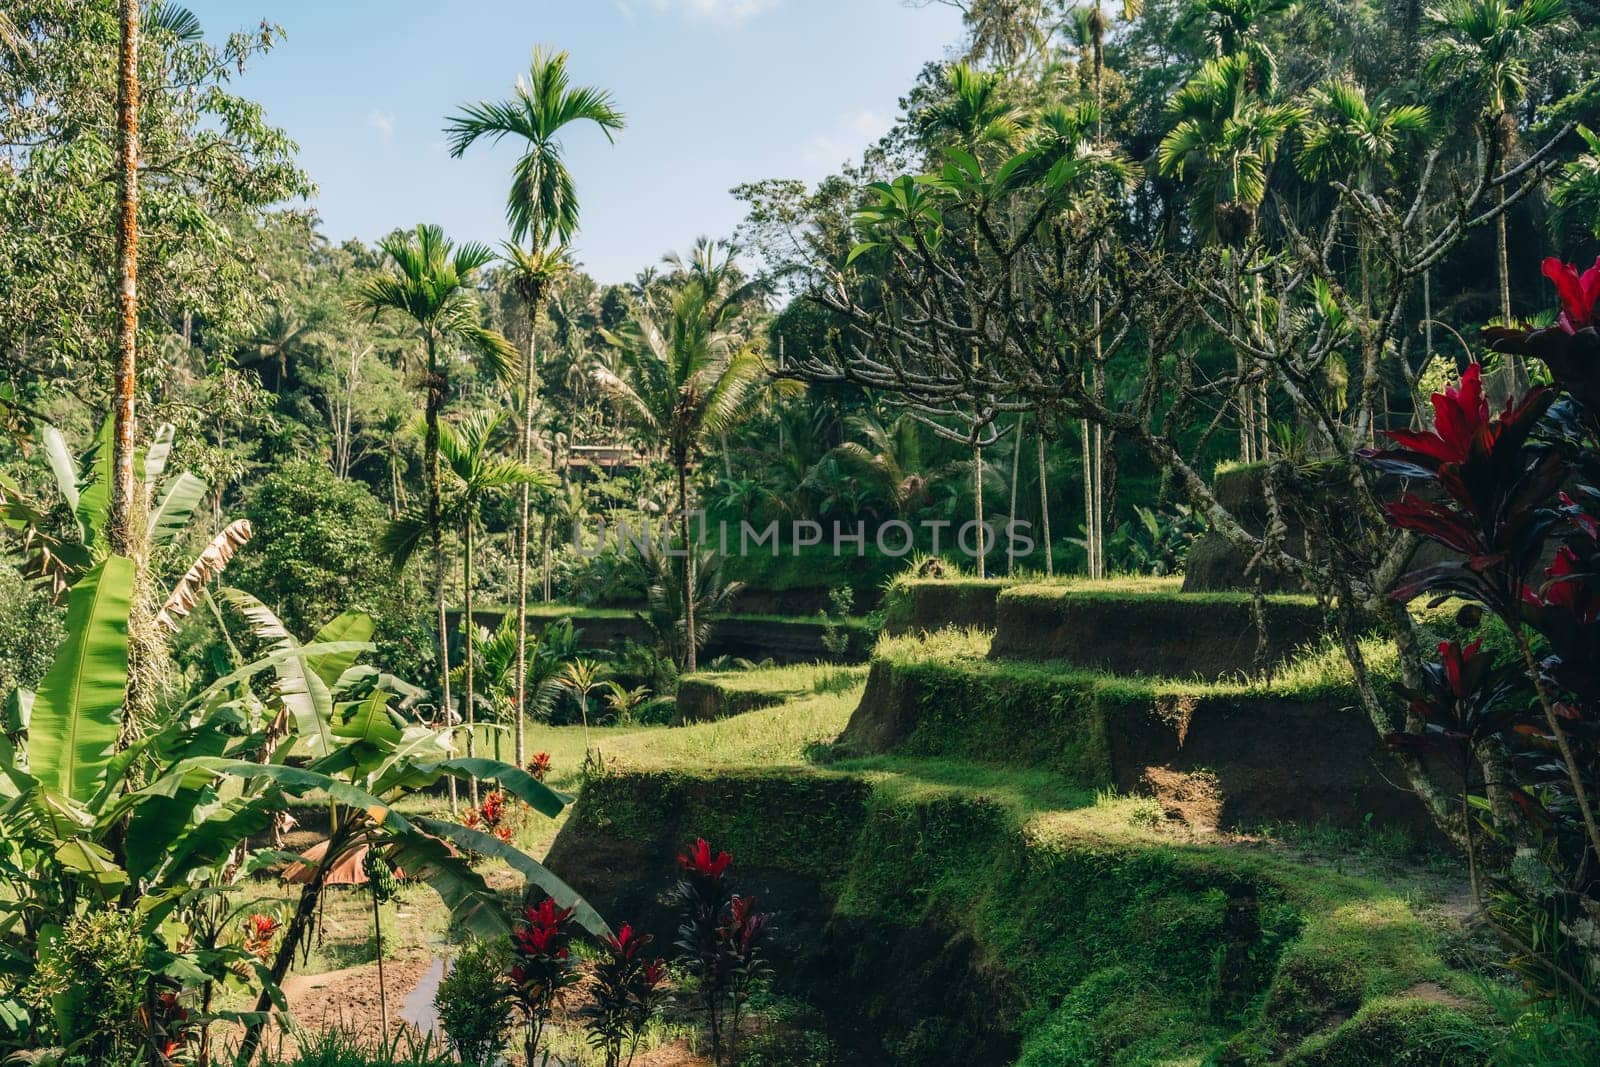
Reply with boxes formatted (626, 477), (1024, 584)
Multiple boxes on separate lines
(870, 627), (1396, 700)
(1001, 577), (1319, 607)
(564, 737), (1486, 1064)
(541, 628), (1487, 1063)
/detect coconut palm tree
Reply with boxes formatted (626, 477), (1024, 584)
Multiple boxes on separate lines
(661, 237), (766, 330)
(1296, 81), (1431, 434)
(593, 282), (767, 672)
(1424, 0), (1566, 333)
(354, 224), (518, 758)
(446, 48), (622, 769)
(382, 412), (553, 805)
(1158, 55), (1303, 245)
(1183, 0), (1295, 93)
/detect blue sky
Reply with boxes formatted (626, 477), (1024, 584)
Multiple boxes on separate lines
(185, 0), (963, 285)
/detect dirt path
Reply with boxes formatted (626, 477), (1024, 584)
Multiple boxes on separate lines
(279, 954), (436, 1042)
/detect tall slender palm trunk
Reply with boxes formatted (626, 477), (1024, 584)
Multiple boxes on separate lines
(109, 0), (139, 557)
(1038, 434), (1053, 576)
(973, 442), (986, 578)
(514, 284), (544, 770)
(678, 462), (697, 674)
(424, 335), (456, 815)
(463, 520), (478, 806)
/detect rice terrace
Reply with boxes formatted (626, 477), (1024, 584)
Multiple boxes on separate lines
(4, 0), (1600, 1064)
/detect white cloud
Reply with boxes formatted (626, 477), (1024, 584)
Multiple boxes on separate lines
(637, 0), (780, 23)
(366, 109), (395, 141)
(802, 109), (890, 171)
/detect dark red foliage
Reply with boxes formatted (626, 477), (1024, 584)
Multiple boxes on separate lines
(679, 837), (733, 880)
(1384, 639), (1528, 777)
(1361, 362), (1562, 611)
(670, 840), (774, 1065)
(1368, 255), (1600, 1009)
(584, 920), (668, 1067)
(1485, 257), (1600, 419)
(528, 751), (553, 781)
(1543, 256), (1600, 334)
(507, 895), (579, 1064)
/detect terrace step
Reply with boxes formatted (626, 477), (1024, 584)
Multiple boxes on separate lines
(990, 581), (1333, 681)
(837, 632), (1436, 837)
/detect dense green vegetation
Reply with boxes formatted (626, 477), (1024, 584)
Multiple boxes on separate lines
(3, 0), (1600, 1063)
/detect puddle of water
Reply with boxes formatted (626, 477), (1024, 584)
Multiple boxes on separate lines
(399, 955), (445, 1037)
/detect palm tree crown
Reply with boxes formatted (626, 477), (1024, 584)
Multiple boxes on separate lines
(353, 223), (517, 382)
(1423, 0), (1566, 128)
(1158, 53), (1304, 243)
(445, 46), (625, 245)
(594, 283), (768, 470)
(1296, 80), (1431, 186)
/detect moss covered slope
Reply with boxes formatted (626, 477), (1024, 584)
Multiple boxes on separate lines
(538, 639), (1488, 1065)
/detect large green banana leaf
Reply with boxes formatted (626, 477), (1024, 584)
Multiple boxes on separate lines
(416, 815), (610, 937)
(27, 556), (133, 800)
(218, 589), (337, 758)
(305, 611), (376, 689)
(146, 470), (207, 547)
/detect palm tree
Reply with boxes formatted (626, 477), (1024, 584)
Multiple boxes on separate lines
(560, 658), (606, 761)
(917, 62), (1026, 158)
(382, 412), (552, 805)
(354, 224), (518, 762)
(445, 47), (624, 246)
(1296, 81), (1431, 435)
(918, 61), (1026, 578)
(1424, 0), (1566, 332)
(1158, 55), (1303, 245)
(825, 411), (933, 520)
(1183, 0), (1296, 93)
(661, 237), (766, 330)
(594, 282), (767, 673)
(446, 48), (622, 770)
(1553, 125), (1600, 241)
(1160, 56), (1301, 464)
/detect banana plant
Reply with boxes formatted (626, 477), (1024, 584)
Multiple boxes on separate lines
(0, 559), (604, 1061)
(0, 419), (231, 610)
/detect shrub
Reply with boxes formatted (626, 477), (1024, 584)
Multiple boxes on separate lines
(672, 838), (773, 1066)
(1366, 256), (1600, 1016)
(582, 922), (667, 1067)
(21, 907), (153, 1061)
(507, 897), (580, 1065)
(435, 938), (512, 1067)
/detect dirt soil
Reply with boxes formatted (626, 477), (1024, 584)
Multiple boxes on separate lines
(276, 955), (714, 1066)
(280, 956), (435, 1040)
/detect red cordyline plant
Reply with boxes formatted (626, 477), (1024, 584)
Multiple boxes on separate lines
(1363, 255), (1600, 1011)
(671, 838), (772, 1066)
(582, 922), (668, 1067)
(241, 913), (281, 963)
(528, 751), (553, 781)
(507, 896), (580, 1065)
(464, 788), (515, 844)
